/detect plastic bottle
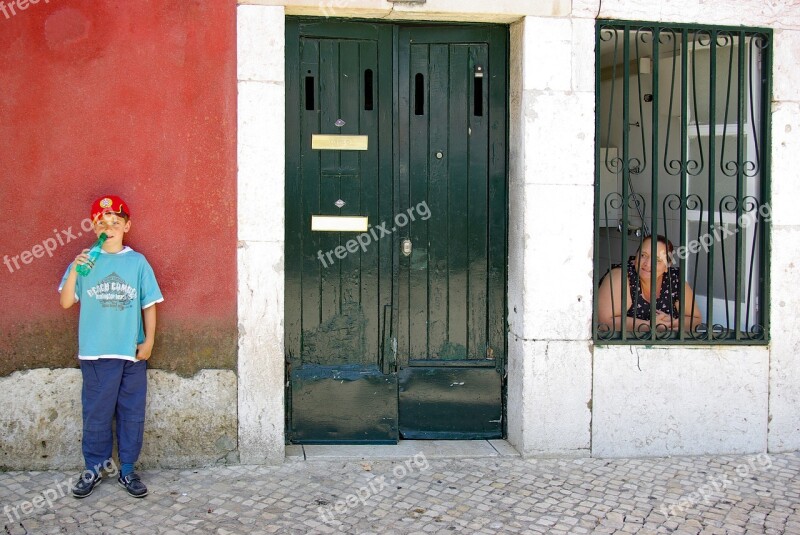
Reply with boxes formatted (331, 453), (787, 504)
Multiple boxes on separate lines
(76, 233), (108, 277)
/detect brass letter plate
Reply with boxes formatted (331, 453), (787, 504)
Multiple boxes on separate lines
(311, 215), (369, 232)
(311, 135), (369, 151)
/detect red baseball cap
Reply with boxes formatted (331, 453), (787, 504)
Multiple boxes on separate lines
(91, 195), (130, 222)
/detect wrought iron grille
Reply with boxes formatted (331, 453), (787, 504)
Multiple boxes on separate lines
(593, 21), (771, 344)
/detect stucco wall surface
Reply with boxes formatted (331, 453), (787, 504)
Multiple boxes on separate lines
(0, 369), (238, 471)
(0, 0), (239, 469)
(0, 0), (238, 377)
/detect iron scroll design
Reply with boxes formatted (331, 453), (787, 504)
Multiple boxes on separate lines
(594, 21), (769, 344)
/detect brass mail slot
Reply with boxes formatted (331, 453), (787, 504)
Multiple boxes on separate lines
(311, 134), (369, 151)
(311, 215), (369, 232)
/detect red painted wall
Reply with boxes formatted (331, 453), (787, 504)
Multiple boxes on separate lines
(0, 0), (238, 375)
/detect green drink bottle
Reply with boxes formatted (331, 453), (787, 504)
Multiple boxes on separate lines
(76, 233), (108, 277)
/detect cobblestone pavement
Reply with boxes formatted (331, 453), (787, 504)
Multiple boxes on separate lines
(2, 451), (799, 534)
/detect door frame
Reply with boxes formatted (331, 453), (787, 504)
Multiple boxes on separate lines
(237, 5), (554, 464)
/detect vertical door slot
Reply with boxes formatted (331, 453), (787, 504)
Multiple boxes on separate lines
(305, 74), (315, 111)
(414, 73), (425, 115)
(473, 66), (483, 117)
(364, 69), (374, 111)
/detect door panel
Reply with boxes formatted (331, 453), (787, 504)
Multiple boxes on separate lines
(402, 39), (492, 361)
(286, 20), (506, 443)
(286, 20), (396, 443)
(398, 367), (502, 439)
(396, 26), (506, 439)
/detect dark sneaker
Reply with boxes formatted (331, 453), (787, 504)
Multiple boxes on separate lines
(72, 470), (102, 498)
(118, 473), (148, 498)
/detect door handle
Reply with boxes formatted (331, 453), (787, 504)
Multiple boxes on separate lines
(381, 303), (395, 373)
(402, 239), (412, 256)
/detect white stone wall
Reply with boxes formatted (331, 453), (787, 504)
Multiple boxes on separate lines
(506, 15), (595, 457)
(579, 0), (800, 457)
(237, 4), (286, 465)
(583, 1), (800, 457)
(231, 0), (800, 461)
(455, 0), (796, 458)
(573, 0), (800, 29)
(0, 369), (237, 471)
(242, 0), (571, 22)
(767, 22), (800, 451)
(593, 346), (769, 457)
(769, 222), (800, 452)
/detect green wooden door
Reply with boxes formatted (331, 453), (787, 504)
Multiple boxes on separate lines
(285, 20), (396, 443)
(397, 26), (507, 438)
(285, 20), (506, 443)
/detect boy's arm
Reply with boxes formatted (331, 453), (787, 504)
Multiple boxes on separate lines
(136, 304), (157, 361)
(60, 249), (90, 309)
(60, 268), (79, 309)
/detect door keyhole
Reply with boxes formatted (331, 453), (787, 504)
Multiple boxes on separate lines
(402, 239), (412, 256)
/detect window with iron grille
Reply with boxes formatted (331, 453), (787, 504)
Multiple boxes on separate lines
(593, 21), (771, 344)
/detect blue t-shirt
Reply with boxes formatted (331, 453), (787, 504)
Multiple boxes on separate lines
(59, 246), (164, 361)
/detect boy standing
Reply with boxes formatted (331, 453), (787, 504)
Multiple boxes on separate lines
(59, 195), (163, 498)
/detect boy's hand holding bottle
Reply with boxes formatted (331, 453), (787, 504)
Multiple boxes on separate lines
(75, 233), (107, 276)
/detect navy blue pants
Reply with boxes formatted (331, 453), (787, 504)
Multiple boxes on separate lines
(80, 359), (147, 472)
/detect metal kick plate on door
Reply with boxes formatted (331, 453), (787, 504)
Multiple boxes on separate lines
(311, 215), (369, 232)
(311, 135), (369, 150)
